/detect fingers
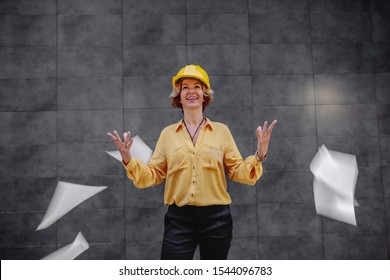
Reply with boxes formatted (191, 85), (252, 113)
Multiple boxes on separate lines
(263, 121), (268, 132)
(106, 132), (116, 142)
(267, 120), (277, 134)
(256, 126), (263, 140)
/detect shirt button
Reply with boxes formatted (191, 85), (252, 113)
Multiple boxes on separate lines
(193, 181), (196, 184)
(192, 152), (195, 155)
(193, 166), (195, 169)
(191, 194), (194, 197)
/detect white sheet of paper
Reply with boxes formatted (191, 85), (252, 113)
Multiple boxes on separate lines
(41, 232), (89, 260)
(36, 181), (107, 231)
(105, 135), (153, 164)
(310, 145), (359, 226)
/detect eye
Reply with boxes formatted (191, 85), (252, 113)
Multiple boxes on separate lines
(182, 85), (188, 90)
(195, 85), (201, 89)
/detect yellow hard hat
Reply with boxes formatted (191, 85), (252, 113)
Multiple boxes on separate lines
(172, 64), (210, 89)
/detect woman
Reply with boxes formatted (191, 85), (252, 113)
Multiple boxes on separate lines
(108, 64), (276, 260)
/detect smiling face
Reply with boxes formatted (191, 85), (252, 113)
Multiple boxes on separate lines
(179, 79), (205, 110)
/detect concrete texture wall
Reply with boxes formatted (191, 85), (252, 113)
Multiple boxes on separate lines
(0, 0), (389, 259)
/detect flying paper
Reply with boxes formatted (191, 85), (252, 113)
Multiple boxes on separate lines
(106, 135), (153, 164)
(36, 181), (107, 231)
(310, 145), (359, 226)
(42, 232), (89, 260)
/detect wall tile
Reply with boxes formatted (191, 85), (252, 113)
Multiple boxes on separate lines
(124, 108), (182, 141)
(250, 13), (310, 43)
(58, 77), (122, 110)
(375, 73), (390, 104)
(57, 143), (123, 176)
(316, 105), (378, 136)
(355, 168), (384, 199)
(123, 0), (185, 14)
(253, 106), (316, 137)
(374, 44), (390, 72)
(264, 137), (318, 170)
(0, 78), (56, 112)
(384, 167), (390, 198)
(0, 47), (56, 78)
(58, 15), (121, 46)
(0, 177), (57, 212)
(381, 135), (390, 167)
(124, 45), (186, 76)
(58, 175), (124, 209)
(0, 246), (56, 260)
(124, 76), (171, 109)
(372, 13), (390, 43)
(228, 238), (259, 259)
(228, 180), (257, 205)
(252, 75), (314, 106)
(0, 111), (56, 145)
(257, 170), (314, 203)
(324, 233), (388, 259)
(58, 46), (122, 77)
(206, 106), (253, 139)
(57, 209), (125, 244)
(125, 181), (165, 208)
(311, 13), (370, 43)
(249, 0), (309, 13)
(58, 0), (122, 15)
(259, 235), (323, 259)
(0, 16), (56, 46)
(314, 74), (375, 105)
(318, 136), (381, 168)
(58, 110), (123, 143)
(313, 43), (373, 73)
(187, 0), (248, 14)
(251, 44), (312, 74)
(323, 199), (386, 234)
(78, 243), (125, 260)
(378, 105), (390, 135)
(0, 212), (56, 247)
(126, 241), (162, 260)
(124, 14), (185, 45)
(126, 207), (165, 242)
(231, 204), (257, 237)
(311, 0), (369, 12)
(0, 0), (57, 15)
(257, 203), (322, 236)
(370, 0), (390, 12)
(188, 44), (251, 75)
(188, 14), (249, 44)
(0, 144), (56, 178)
(210, 75), (251, 107)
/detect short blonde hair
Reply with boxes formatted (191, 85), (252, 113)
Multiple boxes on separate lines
(170, 79), (214, 111)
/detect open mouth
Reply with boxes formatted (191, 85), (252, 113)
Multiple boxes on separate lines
(186, 96), (198, 101)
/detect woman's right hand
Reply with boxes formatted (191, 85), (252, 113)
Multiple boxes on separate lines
(107, 130), (133, 164)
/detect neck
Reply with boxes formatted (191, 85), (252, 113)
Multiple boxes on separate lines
(183, 110), (204, 126)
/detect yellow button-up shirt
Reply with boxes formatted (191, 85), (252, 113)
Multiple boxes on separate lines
(124, 118), (263, 206)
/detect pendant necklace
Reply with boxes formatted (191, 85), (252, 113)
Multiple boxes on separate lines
(183, 117), (205, 144)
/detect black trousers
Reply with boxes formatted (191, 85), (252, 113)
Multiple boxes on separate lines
(161, 204), (233, 260)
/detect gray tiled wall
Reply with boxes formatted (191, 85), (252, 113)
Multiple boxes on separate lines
(0, 0), (389, 260)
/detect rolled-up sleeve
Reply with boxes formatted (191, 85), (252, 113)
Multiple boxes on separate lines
(124, 132), (167, 189)
(223, 127), (263, 185)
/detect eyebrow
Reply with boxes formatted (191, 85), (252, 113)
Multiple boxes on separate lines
(182, 82), (201, 86)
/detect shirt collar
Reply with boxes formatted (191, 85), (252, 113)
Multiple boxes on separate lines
(175, 117), (214, 132)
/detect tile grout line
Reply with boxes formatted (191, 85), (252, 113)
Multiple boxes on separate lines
(307, 0), (325, 260)
(121, 0), (127, 260)
(246, 0), (261, 260)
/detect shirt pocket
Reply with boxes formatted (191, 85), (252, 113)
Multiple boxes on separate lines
(201, 144), (223, 171)
(167, 147), (189, 175)
(202, 156), (219, 171)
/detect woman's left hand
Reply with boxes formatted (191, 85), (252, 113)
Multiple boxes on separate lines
(256, 120), (277, 161)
